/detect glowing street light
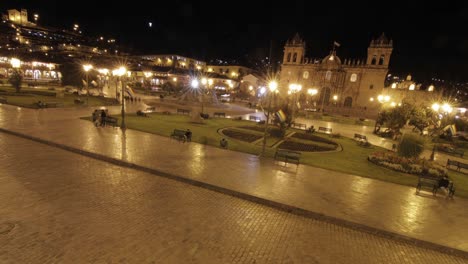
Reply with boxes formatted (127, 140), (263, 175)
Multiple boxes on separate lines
(113, 66), (127, 130)
(261, 81), (279, 156)
(431, 103), (440, 112)
(10, 58), (21, 68)
(442, 103), (452, 114)
(83, 64), (93, 105)
(307, 88), (318, 96)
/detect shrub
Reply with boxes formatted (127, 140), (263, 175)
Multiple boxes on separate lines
(268, 127), (285, 138)
(397, 134), (425, 158)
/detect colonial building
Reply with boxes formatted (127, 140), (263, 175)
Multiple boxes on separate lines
(279, 33), (393, 110)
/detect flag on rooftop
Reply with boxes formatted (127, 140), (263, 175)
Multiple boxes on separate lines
(334, 41), (341, 47)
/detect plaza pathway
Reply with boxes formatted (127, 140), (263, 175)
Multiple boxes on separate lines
(0, 103), (467, 256)
(1, 133), (465, 263)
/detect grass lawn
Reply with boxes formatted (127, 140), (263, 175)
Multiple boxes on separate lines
(82, 112), (468, 198)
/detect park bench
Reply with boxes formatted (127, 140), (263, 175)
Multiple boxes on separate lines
(143, 106), (156, 113)
(104, 117), (118, 127)
(446, 159), (468, 172)
(214, 112), (226, 118)
(436, 145), (464, 157)
(170, 129), (187, 142)
(177, 108), (190, 115)
(0, 97), (6, 103)
(43, 102), (61, 108)
(74, 98), (84, 105)
(249, 115), (261, 122)
(354, 133), (368, 145)
(292, 122), (307, 130)
(416, 176), (438, 195)
(274, 149), (301, 165)
(317, 127), (332, 134)
(136, 110), (148, 117)
(416, 175), (456, 197)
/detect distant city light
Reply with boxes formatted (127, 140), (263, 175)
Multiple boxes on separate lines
(148, 22), (152, 28)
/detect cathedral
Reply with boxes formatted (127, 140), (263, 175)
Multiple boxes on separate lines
(279, 33), (393, 111)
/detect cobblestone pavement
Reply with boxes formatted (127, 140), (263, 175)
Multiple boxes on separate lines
(0, 134), (466, 264)
(1, 104), (468, 253)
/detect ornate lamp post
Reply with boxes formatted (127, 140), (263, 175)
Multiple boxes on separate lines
(83, 64), (93, 105)
(261, 81), (278, 156)
(113, 66), (127, 130)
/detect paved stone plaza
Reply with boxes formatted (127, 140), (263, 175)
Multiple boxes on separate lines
(0, 104), (467, 253)
(0, 133), (466, 263)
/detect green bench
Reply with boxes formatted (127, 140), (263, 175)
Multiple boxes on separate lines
(170, 129), (187, 142)
(104, 117), (118, 127)
(274, 149), (301, 165)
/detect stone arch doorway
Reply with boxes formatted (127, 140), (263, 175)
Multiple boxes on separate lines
(344, 96), (353, 107)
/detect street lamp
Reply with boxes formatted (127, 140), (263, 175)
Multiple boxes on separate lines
(83, 64), (93, 105)
(333, 94), (338, 106)
(288, 83), (302, 121)
(191, 78), (206, 115)
(113, 66), (127, 130)
(261, 80), (278, 156)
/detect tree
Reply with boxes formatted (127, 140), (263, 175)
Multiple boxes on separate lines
(409, 106), (434, 135)
(8, 69), (22, 93)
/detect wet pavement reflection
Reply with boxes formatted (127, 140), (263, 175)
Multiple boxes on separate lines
(0, 104), (468, 252)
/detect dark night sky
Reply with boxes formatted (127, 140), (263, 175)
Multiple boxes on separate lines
(2, 1), (468, 82)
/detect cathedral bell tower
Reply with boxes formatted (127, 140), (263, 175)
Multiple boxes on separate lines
(283, 33), (305, 65)
(366, 33), (393, 68)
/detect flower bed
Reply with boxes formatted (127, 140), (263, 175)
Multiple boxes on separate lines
(292, 132), (338, 146)
(278, 140), (336, 152)
(222, 129), (262, 143)
(239, 126), (265, 133)
(368, 152), (447, 178)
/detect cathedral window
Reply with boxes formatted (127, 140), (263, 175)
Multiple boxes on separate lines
(293, 53), (297, 62)
(371, 55), (376, 65)
(350, 73), (357, 82)
(325, 71), (332, 80)
(287, 53), (291, 62)
(369, 84), (374, 89)
(379, 55), (385, 65)
(303, 71), (309, 79)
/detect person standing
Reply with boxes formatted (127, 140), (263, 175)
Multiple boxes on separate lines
(100, 109), (107, 127)
(185, 129), (192, 142)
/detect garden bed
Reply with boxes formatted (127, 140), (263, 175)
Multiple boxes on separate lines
(292, 132), (338, 146)
(278, 140), (336, 152)
(222, 129), (263, 143)
(239, 126), (267, 133)
(368, 152), (447, 178)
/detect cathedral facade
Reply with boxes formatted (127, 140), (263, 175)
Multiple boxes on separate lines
(279, 33), (393, 110)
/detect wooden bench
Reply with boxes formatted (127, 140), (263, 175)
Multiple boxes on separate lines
(177, 108), (191, 115)
(74, 98), (84, 105)
(104, 117), (118, 127)
(43, 102), (61, 108)
(354, 133), (368, 145)
(274, 149), (301, 165)
(249, 115), (261, 122)
(214, 112), (226, 118)
(317, 127), (332, 134)
(437, 145), (464, 157)
(292, 122), (307, 130)
(170, 129), (187, 142)
(416, 176), (438, 195)
(143, 106), (156, 113)
(416, 176), (455, 197)
(447, 159), (468, 172)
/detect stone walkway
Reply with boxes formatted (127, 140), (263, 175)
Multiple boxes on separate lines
(2, 133), (466, 263)
(0, 104), (467, 255)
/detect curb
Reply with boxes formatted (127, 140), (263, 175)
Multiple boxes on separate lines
(0, 127), (467, 259)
